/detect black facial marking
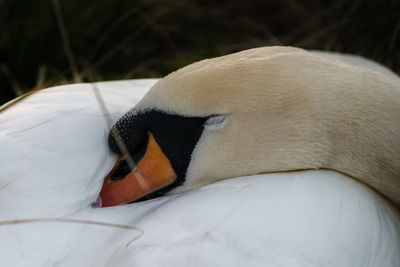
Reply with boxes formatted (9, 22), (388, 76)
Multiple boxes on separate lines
(109, 125), (149, 181)
(110, 159), (130, 181)
(108, 109), (208, 200)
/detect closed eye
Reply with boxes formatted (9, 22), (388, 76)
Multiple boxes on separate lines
(204, 114), (228, 130)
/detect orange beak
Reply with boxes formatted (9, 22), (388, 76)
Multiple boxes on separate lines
(98, 132), (177, 207)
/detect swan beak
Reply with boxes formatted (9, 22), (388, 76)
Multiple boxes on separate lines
(98, 132), (177, 207)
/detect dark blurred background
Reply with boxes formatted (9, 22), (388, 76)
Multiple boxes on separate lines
(1, 0), (399, 105)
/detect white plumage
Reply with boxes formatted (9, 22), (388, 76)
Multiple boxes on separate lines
(0, 50), (399, 266)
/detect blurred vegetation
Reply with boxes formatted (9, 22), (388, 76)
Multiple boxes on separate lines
(1, 0), (399, 105)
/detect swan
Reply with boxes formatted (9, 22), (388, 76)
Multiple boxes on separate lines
(0, 47), (399, 266)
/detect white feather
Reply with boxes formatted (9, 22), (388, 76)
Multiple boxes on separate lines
(0, 51), (399, 266)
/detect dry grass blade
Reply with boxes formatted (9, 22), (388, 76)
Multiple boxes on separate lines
(91, 83), (138, 174)
(52, 0), (82, 83)
(0, 74), (67, 113)
(0, 64), (24, 96)
(0, 217), (144, 248)
(91, 82), (154, 196)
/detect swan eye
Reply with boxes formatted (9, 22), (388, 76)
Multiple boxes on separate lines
(204, 115), (227, 130)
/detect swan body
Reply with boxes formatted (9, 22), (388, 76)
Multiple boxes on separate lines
(1, 48), (400, 266)
(2, 170), (399, 267)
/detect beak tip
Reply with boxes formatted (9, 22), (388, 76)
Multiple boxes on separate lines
(91, 195), (103, 208)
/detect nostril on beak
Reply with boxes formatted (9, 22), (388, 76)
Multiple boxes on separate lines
(110, 159), (132, 181)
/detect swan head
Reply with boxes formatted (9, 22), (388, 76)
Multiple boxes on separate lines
(99, 46), (400, 207)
